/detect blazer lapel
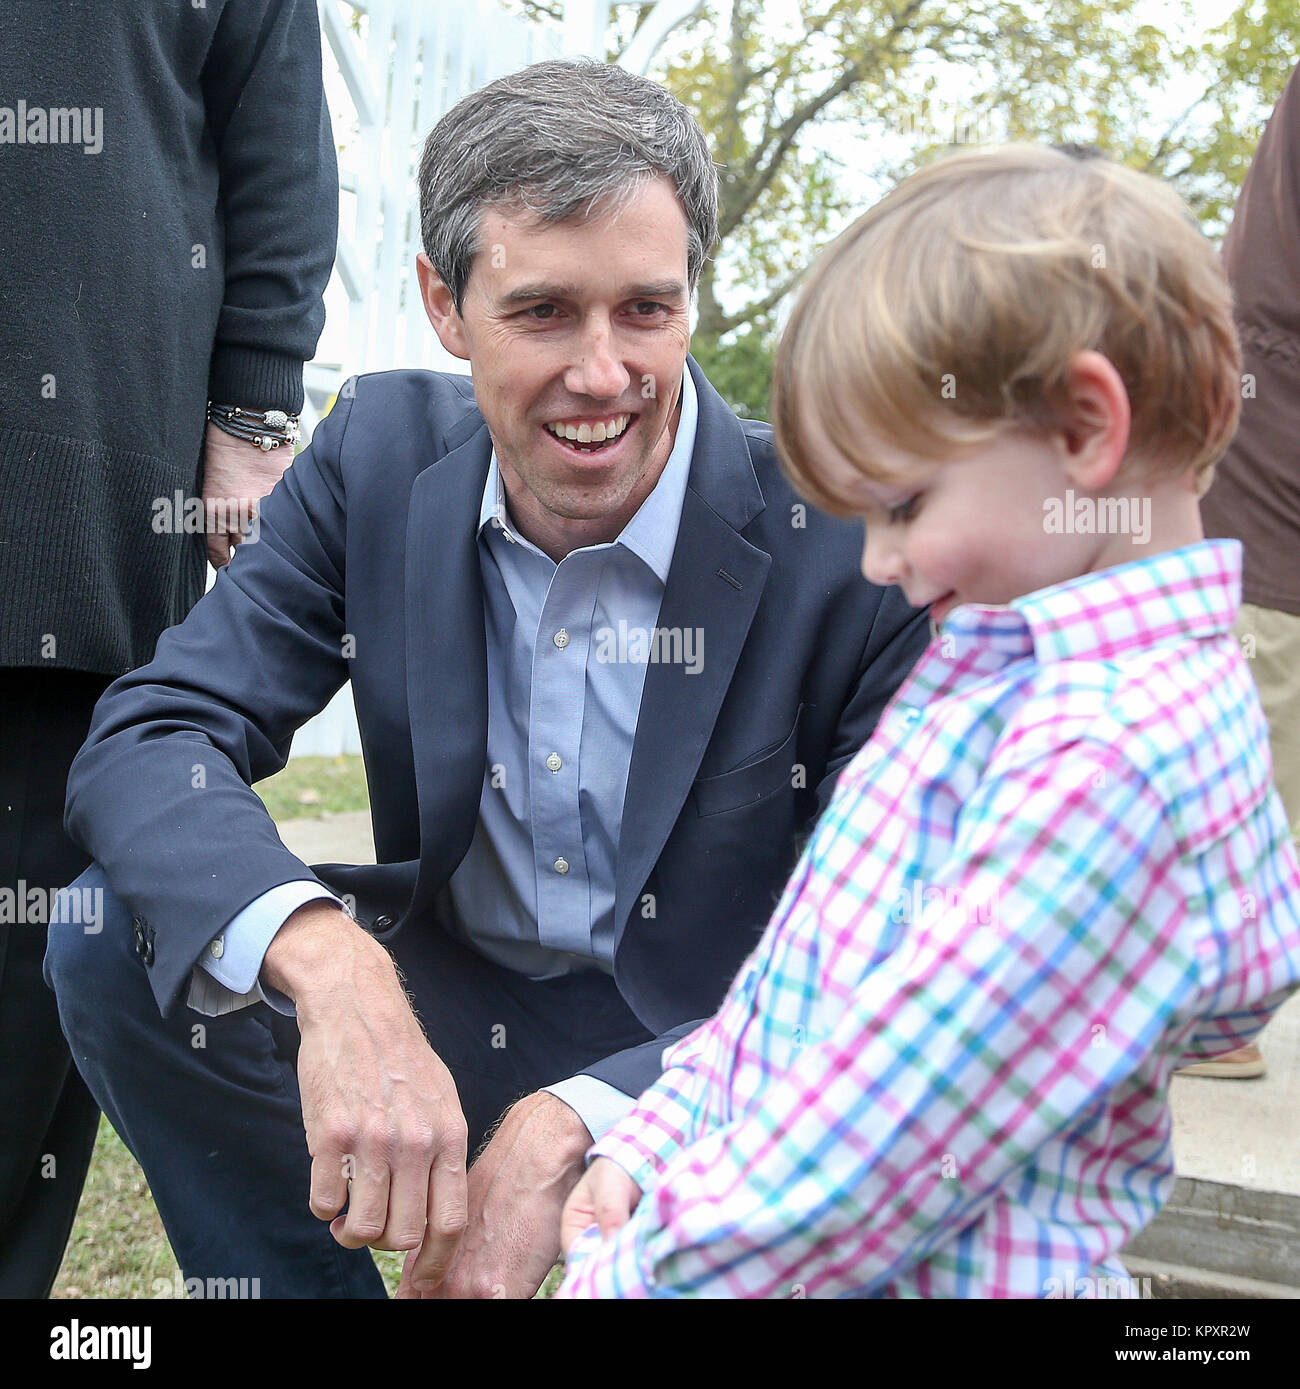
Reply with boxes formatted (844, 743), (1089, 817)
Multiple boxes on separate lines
(401, 418), (492, 924)
(614, 359), (771, 945)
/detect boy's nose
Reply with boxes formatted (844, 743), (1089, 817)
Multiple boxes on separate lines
(860, 525), (906, 589)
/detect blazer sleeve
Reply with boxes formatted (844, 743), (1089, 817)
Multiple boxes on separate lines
(578, 1020), (702, 1101)
(63, 385), (359, 1016)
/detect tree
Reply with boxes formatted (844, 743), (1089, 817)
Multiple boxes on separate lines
(508, 1), (1300, 417)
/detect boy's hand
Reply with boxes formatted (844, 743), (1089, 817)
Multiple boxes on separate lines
(560, 1157), (643, 1254)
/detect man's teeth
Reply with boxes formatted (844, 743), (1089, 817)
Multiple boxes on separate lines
(545, 414), (631, 444)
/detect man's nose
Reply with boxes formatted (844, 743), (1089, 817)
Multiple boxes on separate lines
(860, 524), (906, 589)
(564, 318), (631, 401)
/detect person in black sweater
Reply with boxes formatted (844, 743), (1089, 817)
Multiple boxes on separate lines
(0, 0), (337, 1296)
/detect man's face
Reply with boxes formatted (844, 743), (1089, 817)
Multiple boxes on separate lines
(418, 175), (692, 555)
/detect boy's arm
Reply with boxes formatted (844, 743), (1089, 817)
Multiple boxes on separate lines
(556, 740), (1212, 1298)
(576, 1018), (720, 1191)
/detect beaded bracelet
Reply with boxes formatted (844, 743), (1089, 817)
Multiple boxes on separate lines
(207, 402), (301, 452)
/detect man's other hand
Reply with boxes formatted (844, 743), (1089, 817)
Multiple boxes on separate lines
(559, 1156), (643, 1256)
(396, 1091), (592, 1299)
(201, 421), (294, 569)
(263, 902), (469, 1287)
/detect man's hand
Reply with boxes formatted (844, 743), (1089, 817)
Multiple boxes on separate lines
(560, 1156), (643, 1255)
(201, 421), (294, 569)
(396, 1091), (592, 1299)
(264, 902), (469, 1287)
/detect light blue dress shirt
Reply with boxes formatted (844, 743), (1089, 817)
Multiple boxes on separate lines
(187, 369), (700, 1139)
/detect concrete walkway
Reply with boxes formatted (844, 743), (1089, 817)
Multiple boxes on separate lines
(274, 808), (1299, 1294)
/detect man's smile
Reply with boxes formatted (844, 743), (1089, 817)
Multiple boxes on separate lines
(541, 411), (641, 460)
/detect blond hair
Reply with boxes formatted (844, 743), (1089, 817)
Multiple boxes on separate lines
(772, 145), (1241, 516)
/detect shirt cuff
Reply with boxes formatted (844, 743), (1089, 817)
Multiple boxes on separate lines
(543, 1075), (636, 1146)
(586, 1126), (670, 1195)
(189, 880), (345, 1018)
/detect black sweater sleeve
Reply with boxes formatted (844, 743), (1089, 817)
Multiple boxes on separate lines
(202, 0), (338, 412)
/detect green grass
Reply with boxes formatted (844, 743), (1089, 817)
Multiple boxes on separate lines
(53, 1118), (405, 1298)
(253, 753), (370, 822)
(53, 1120), (181, 1298)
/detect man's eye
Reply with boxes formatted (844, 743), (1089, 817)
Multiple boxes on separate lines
(525, 304), (559, 320)
(633, 301), (667, 316)
(888, 495), (920, 524)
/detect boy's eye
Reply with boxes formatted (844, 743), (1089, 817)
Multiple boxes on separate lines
(888, 495), (920, 524)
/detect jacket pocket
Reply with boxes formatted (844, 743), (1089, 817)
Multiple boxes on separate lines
(692, 706), (804, 817)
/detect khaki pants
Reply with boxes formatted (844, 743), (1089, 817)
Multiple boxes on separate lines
(1237, 601), (1300, 848)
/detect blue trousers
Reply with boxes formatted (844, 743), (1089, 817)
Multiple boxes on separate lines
(45, 863), (652, 1298)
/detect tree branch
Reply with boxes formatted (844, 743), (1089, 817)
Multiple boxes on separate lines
(721, 0), (930, 240)
(704, 260), (810, 337)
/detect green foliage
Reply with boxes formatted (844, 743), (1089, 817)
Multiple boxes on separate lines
(639, 1), (1298, 390)
(503, 2), (1299, 428)
(691, 322), (777, 420)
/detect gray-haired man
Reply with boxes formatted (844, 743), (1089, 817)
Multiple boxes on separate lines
(48, 60), (929, 1298)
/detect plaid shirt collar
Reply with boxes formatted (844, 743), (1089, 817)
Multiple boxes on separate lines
(930, 538), (1242, 667)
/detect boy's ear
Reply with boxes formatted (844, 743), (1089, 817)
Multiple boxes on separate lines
(416, 253), (471, 361)
(1057, 350), (1131, 491)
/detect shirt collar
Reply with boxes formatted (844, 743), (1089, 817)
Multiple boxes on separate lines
(476, 367), (699, 584)
(935, 539), (1243, 665)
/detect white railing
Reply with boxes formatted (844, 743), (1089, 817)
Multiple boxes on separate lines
(303, 0), (569, 435)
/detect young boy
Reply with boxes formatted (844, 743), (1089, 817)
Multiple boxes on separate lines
(553, 145), (1300, 1299)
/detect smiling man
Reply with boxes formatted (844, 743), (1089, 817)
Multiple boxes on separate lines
(45, 60), (929, 1299)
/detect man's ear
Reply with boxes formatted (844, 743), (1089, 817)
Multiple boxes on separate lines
(417, 253), (471, 361)
(1058, 349), (1131, 491)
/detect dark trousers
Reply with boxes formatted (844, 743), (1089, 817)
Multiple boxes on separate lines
(0, 667), (111, 1298)
(45, 860), (653, 1298)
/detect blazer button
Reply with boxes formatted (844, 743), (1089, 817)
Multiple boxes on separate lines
(372, 915), (394, 932)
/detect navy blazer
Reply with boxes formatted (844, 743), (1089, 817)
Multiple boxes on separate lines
(63, 358), (930, 1097)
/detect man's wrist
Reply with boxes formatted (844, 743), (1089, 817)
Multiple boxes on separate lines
(518, 1091), (593, 1169)
(261, 900), (383, 1005)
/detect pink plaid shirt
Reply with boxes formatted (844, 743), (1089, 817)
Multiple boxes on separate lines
(557, 539), (1300, 1298)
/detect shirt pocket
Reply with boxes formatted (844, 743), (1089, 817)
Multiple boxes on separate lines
(692, 705), (805, 817)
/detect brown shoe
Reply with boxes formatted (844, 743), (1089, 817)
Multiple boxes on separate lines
(1176, 1044), (1266, 1079)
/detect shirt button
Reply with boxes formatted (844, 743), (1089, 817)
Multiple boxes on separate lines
(553, 629), (570, 649)
(554, 857), (570, 875)
(209, 937), (225, 960)
(546, 752), (562, 773)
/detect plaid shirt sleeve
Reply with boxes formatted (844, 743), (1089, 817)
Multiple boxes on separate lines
(583, 1021), (717, 1192)
(557, 737), (1211, 1298)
